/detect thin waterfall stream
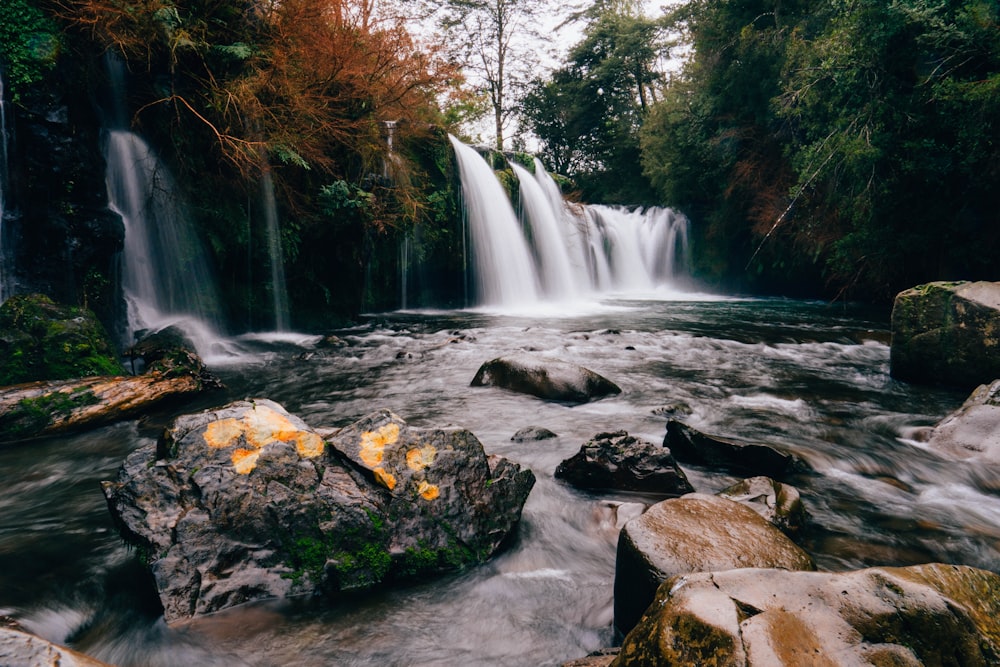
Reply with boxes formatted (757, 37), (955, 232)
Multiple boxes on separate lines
(0, 70), (11, 301)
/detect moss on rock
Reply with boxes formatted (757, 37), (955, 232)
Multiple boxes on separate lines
(0, 294), (124, 386)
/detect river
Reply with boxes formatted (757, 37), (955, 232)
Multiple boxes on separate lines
(2, 294), (995, 666)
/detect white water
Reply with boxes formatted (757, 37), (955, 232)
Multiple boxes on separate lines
(260, 169), (290, 331)
(511, 162), (577, 299)
(447, 137), (696, 312)
(105, 130), (224, 354)
(449, 136), (541, 306)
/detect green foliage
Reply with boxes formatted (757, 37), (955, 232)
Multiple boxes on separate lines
(0, 294), (124, 386)
(0, 0), (60, 98)
(521, 6), (669, 203)
(638, 0), (1000, 300)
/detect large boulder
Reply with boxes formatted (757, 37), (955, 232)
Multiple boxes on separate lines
(891, 280), (1000, 388)
(102, 400), (534, 622)
(0, 294), (124, 386)
(919, 380), (1000, 473)
(614, 493), (814, 638)
(717, 476), (807, 535)
(664, 420), (808, 480)
(613, 563), (1000, 666)
(555, 431), (694, 495)
(471, 355), (621, 404)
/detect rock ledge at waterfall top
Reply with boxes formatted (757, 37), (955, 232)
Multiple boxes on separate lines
(471, 355), (621, 404)
(891, 280), (1000, 388)
(102, 400), (535, 622)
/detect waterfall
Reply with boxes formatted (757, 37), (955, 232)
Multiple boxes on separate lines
(0, 70), (11, 302)
(106, 131), (224, 350)
(448, 137), (693, 310)
(449, 135), (540, 307)
(260, 169), (290, 331)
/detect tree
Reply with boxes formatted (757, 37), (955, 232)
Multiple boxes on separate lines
(435, 0), (544, 150)
(521, 3), (671, 202)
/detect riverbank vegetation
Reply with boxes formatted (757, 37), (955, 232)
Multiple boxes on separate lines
(0, 0), (997, 327)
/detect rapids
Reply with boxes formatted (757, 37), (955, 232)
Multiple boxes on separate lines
(1, 295), (993, 666)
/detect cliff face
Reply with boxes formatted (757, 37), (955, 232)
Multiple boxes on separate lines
(3, 52), (126, 343)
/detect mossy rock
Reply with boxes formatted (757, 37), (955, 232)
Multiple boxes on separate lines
(0, 294), (124, 386)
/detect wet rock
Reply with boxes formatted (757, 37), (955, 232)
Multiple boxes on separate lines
(102, 400), (534, 623)
(561, 647), (619, 666)
(555, 431), (693, 495)
(0, 626), (114, 666)
(891, 280), (1000, 388)
(925, 379), (1000, 464)
(651, 402), (692, 418)
(664, 420), (808, 479)
(471, 355), (621, 404)
(717, 476), (807, 535)
(613, 493), (814, 638)
(0, 294), (124, 386)
(613, 563), (1000, 666)
(511, 425), (558, 442)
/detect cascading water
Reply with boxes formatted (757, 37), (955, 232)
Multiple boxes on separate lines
(449, 135), (541, 307)
(106, 131), (224, 348)
(447, 136), (694, 310)
(260, 169), (290, 331)
(103, 56), (224, 353)
(510, 162), (578, 299)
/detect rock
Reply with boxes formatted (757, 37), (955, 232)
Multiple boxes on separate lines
(0, 623), (114, 667)
(613, 493), (815, 638)
(125, 326), (204, 376)
(0, 372), (214, 442)
(555, 431), (694, 495)
(561, 647), (620, 667)
(471, 355), (621, 404)
(890, 280), (1000, 388)
(717, 476), (807, 535)
(0, 294), (124, 386)
(664, 420), (808, 479)
(613, 563), (1000, 666)
(511, 425), (558, 442)
(102, 400), (534, 622)
(923, 379), (1000, 463)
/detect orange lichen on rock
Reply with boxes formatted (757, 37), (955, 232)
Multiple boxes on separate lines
(359, 423), (400, 468)
(417, 480), (440, 501)
(200, 404), (325, 474)
(406, 445), (437, 471)
(374, 467), (397, 490)
(204, 418), (245, 449)
(295, 432), (325, 458)
(231, 448), (261, 475)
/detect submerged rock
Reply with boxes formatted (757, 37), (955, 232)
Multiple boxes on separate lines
(891, 280), (1000, 388)
(664, 419), (808, 479)
(613, 493), (814, 638)
(717, 476), (807, 535)
(511, 425), (558, 442)
(102, 400), (534, 622)
(614, 564), (1000, 666)
(471, 355), (621, 404)
(555, 431), (693, 495)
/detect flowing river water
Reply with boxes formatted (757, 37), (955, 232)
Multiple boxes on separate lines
(2, 295), (997, 666)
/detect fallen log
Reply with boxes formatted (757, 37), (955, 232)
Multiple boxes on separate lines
(0, 371), (218, 443)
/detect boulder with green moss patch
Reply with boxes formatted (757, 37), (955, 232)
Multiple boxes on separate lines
(891, 281), (1000, 388)
(0, 293), (123, 386)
